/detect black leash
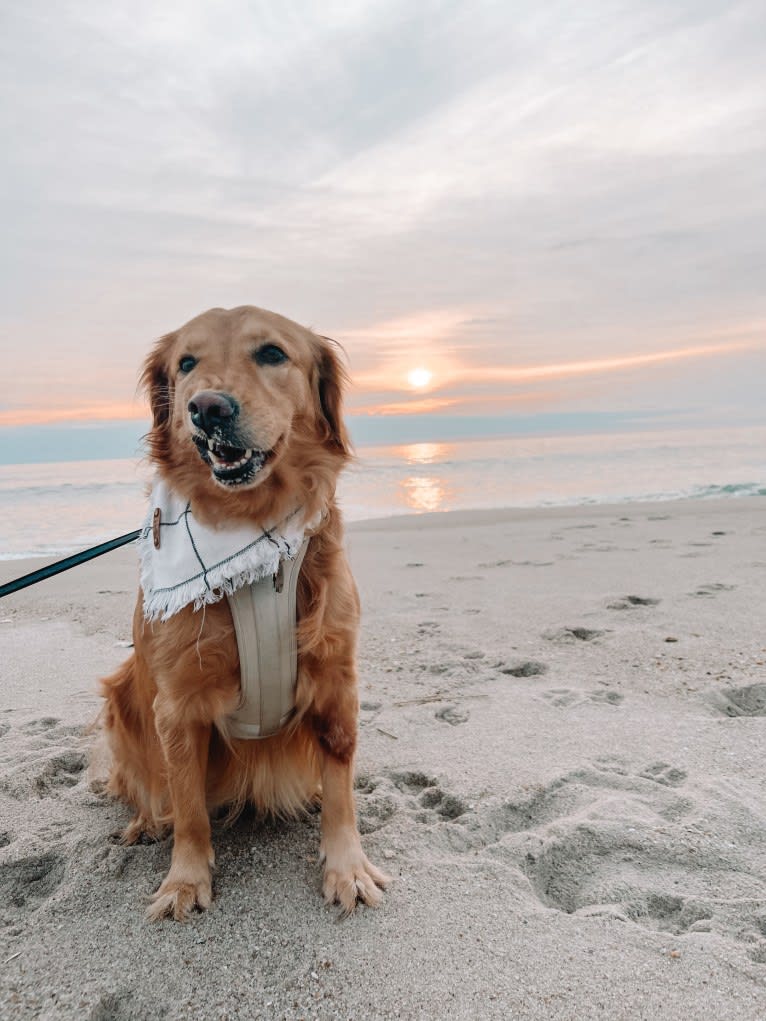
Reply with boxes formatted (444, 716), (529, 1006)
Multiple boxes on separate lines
(0, 530), (141, 599)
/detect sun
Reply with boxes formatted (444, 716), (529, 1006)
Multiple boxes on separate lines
(406, 367), (433, 389)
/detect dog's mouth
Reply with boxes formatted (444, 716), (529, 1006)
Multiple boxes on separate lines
(192, 435), (271, 487)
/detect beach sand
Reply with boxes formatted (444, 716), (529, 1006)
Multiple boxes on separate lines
(1, 497), (765, 1020)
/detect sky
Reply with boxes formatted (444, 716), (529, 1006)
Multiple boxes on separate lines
(1, 0), (765, 462)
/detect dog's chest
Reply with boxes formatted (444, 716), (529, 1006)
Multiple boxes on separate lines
(225, 537), (309, 738)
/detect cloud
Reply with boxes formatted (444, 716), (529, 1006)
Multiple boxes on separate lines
(1, 0), (764, 428)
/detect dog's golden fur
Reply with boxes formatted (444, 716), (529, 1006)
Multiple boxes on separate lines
(100, 306), (387, 920)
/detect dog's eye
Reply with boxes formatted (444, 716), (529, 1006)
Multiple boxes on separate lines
(178, 355), (197, 374)
(254, 344), (288, 366)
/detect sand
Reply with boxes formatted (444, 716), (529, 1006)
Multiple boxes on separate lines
(1, 497), (765, 1020)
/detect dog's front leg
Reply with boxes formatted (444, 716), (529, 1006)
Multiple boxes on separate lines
(313, 694), (389, 913)
(147, 703), (214, 922)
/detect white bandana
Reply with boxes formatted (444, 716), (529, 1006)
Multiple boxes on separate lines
(138, 479), (308, 622)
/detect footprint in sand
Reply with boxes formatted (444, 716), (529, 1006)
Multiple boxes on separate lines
(497, 661), (548, 678)
(434, 705), (470, 726)
(357, 790), (398, 834)
(90, 992), (135, 1021)
(639, 762), (688, 787)
(391, 771), (469, 819)
(20, 717), (61, 735)
(89, 990), (167, 1021)
(540, 688), (623, 708)
(474, 777), (585, 836)
(418, 786), (469, 820)
(1, 726), (87, 799)
(708, 683), (766, 718)
(456, 763), (694, 847)
(588, 689), (624, 706)
(606, 595), (661, 610)
(20, 718), (84, 741)
(541, 688), (581, 708)
(543, 627), (606, 644)
(416, 621), (441, 636)
(689, 582), (736, 598)
(354, 770), (471, 834)
(34, 750), (88, 795)
(523, 827), (723, 936)
(388, 769), (437, 793)
(0, 851), (65, 913)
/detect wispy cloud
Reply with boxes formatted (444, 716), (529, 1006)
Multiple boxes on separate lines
(0, 402), (146, 428)
(454, 339), (763, 384)
(354, 396), (462, 417)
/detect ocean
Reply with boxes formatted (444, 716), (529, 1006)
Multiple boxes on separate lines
(1, 425), (765, 560)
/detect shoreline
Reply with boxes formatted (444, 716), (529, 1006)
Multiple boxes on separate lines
(1, 492), (764, 566)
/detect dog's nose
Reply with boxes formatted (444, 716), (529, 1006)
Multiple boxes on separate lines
(188, 391), (238, 434)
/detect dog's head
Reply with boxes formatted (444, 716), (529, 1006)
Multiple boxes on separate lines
(142, 306), (351, 518)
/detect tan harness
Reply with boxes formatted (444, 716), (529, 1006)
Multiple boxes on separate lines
(225, 537), (310, 739)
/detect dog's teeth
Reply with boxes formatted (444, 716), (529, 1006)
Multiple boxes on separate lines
(207, 438), (215, 451)
(244, 449), (253, 459)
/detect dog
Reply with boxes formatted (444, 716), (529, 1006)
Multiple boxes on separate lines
(100, 305), (388, 920)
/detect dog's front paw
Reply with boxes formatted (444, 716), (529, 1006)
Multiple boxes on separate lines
(146, 866), (212, 922)
(320, 837), (390, 915)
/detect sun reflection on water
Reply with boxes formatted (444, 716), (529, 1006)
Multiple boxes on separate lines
(402, 473), (461, 514)
(390, 442), (457, 512)
(401, 475), (449, 512)
(394, 441), (452, 466)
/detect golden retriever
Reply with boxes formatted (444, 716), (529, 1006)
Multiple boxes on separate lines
(100, 305), (388, 920)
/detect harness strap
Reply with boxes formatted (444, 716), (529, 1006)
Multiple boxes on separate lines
(225, 537), (310, 739)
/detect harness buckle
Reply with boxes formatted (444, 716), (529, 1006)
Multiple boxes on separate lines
(152, 508), (162, 549)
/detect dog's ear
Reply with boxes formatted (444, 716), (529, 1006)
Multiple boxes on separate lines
(140, 332), (177, 463)
(141, 332), (176, 429)
(314, 336), (352, 457)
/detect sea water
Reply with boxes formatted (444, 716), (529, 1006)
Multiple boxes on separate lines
(1, 425), (764, 559)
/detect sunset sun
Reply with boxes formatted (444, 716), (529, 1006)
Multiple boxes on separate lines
(406, 367), (433, 389)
